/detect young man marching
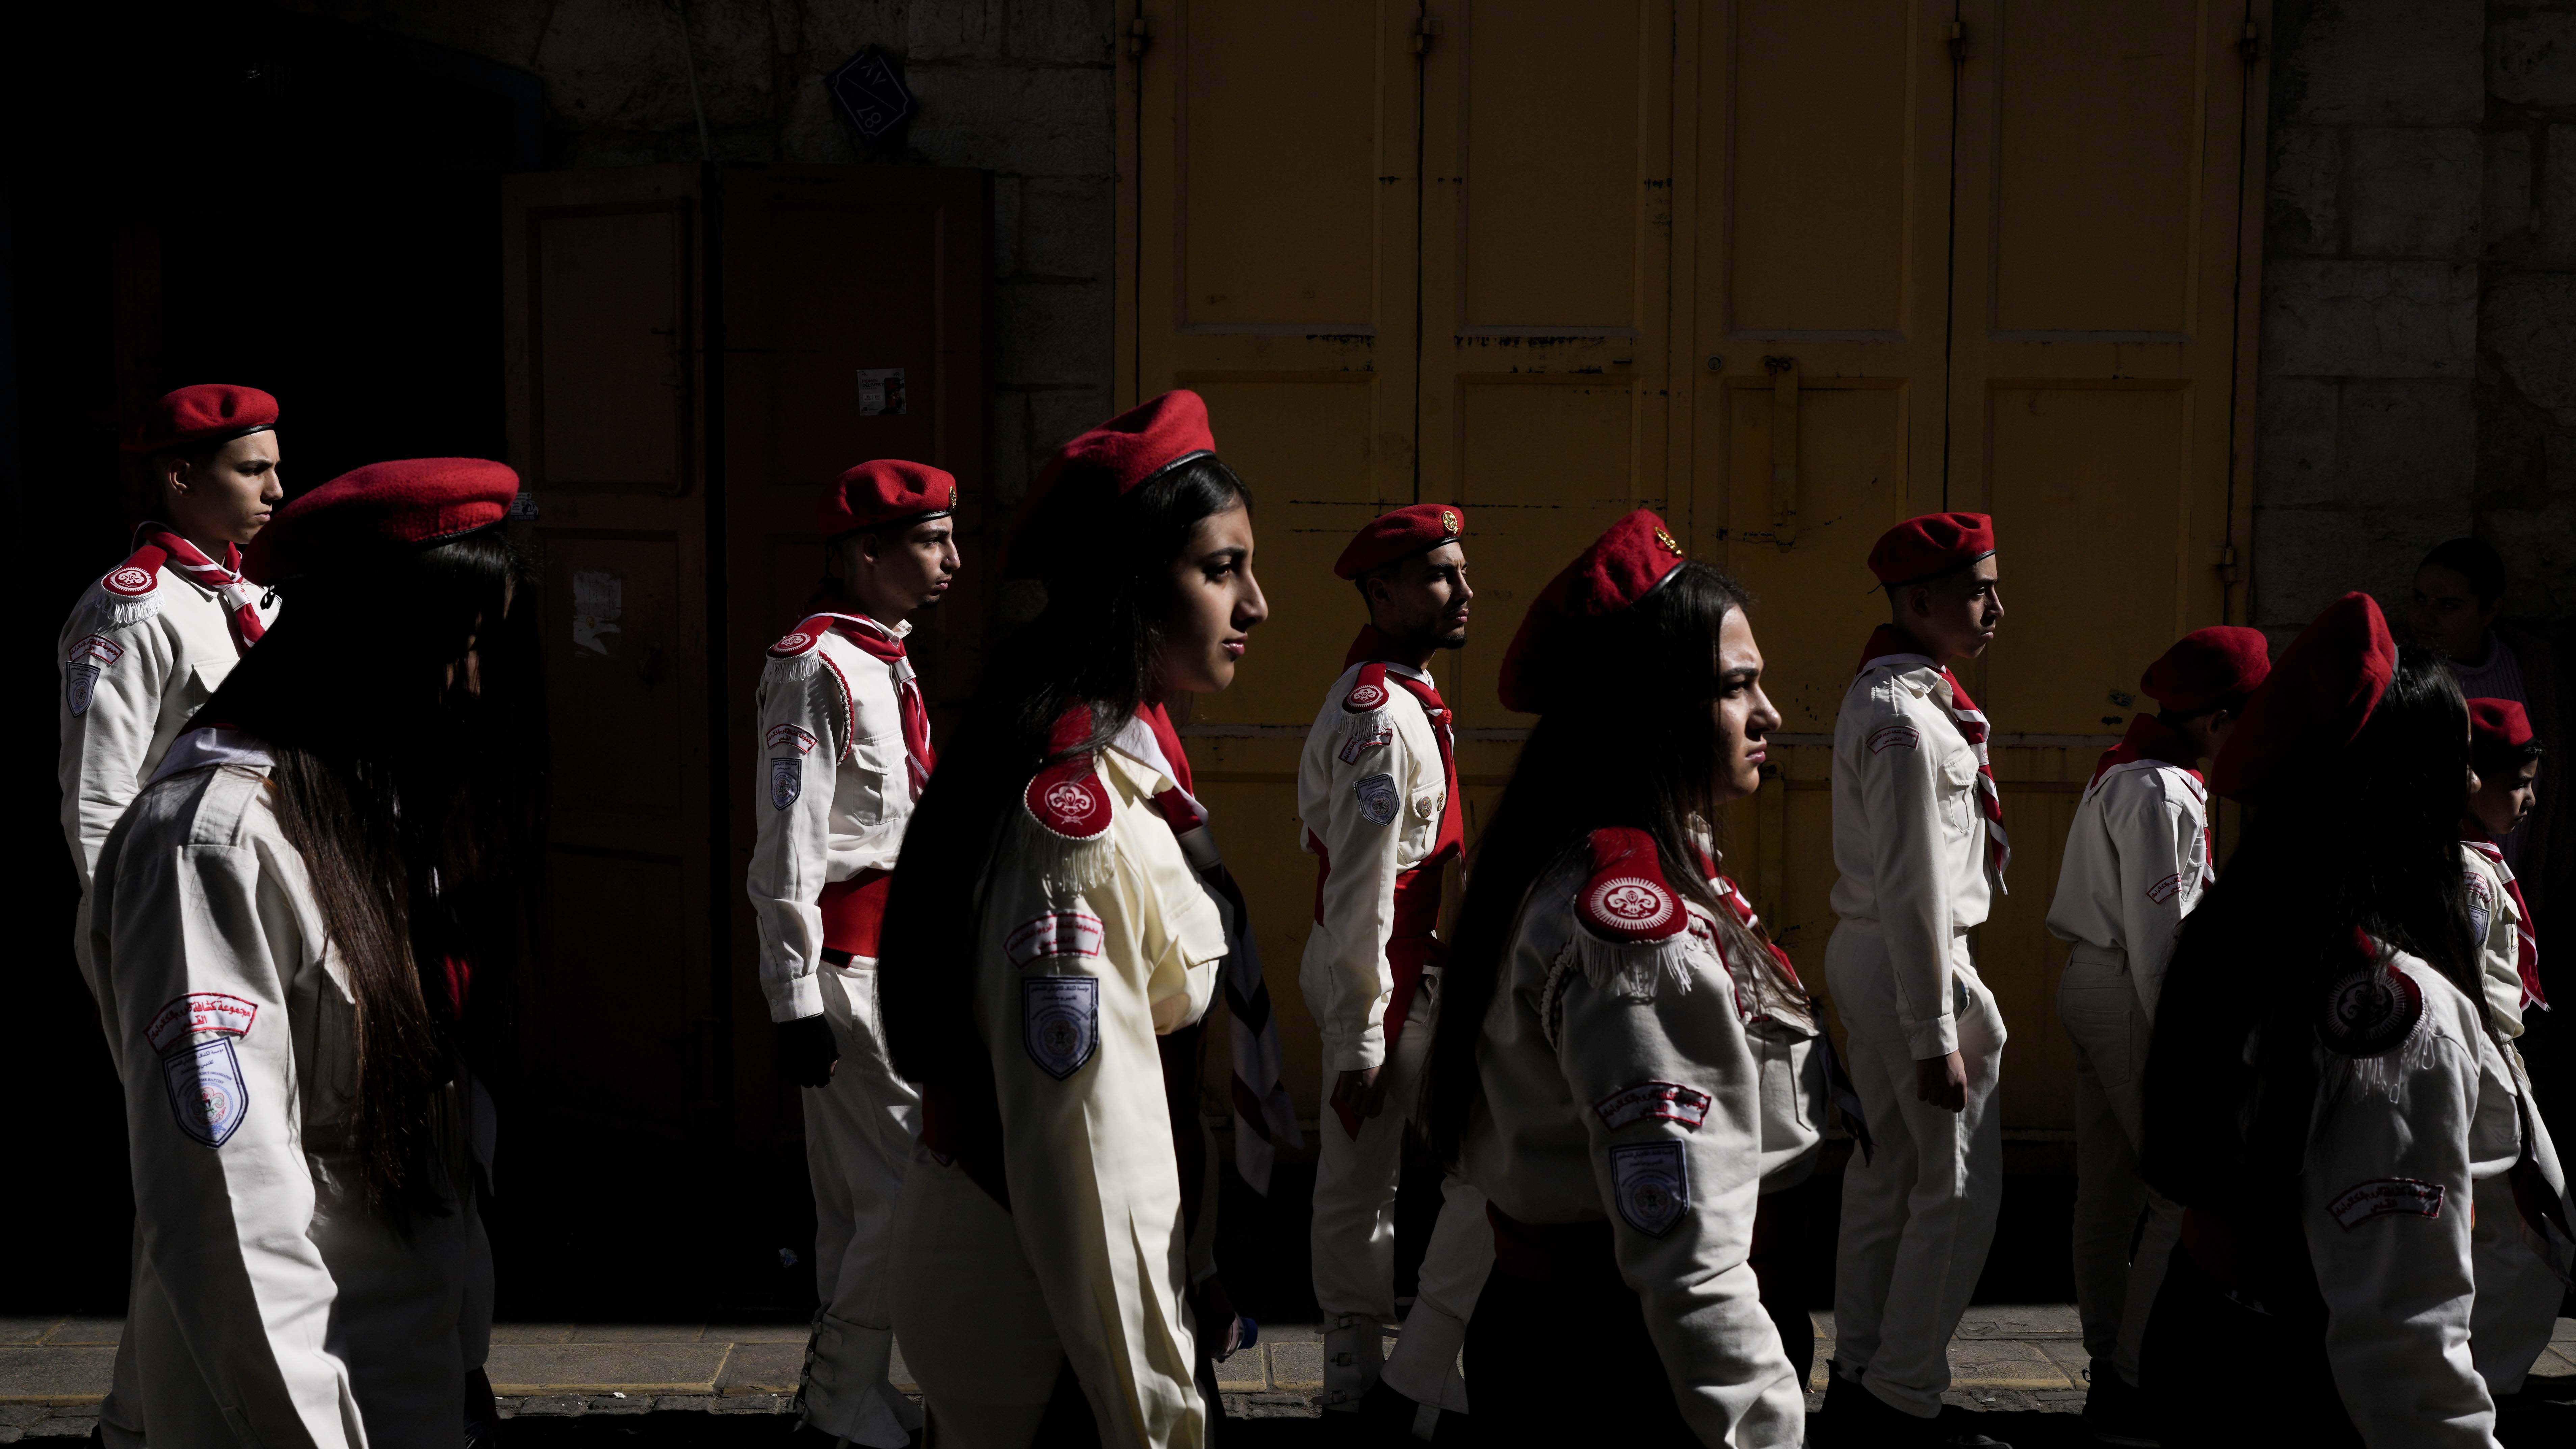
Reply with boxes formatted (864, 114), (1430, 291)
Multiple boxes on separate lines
(748, 460), (959, 1449)
(2045, 627), (2270, 1446)
(1298, 503), (1491, 1438)
(1822, 512), (2014, 1449)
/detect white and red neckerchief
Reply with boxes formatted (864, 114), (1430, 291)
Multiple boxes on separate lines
(1857, 624), (2009, 885)
(132, 524), (265, 654)
(2465, 836), (2546, 1011)
(815, 614), (936, 799)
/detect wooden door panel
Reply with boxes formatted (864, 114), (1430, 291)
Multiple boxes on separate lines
(542, 531), (693, 828)
(529, 203), (694, 493)
(744, 199), (950, 495)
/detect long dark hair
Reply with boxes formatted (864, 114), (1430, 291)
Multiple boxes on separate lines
(1424, 561), (1753, 1162)
(197, 529), (543, 1214)
(879, 457), (1252, 1087)
(2141, 649), (2477, 1216)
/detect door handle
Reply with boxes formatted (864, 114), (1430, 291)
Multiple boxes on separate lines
(1764, 356), (1800, 548)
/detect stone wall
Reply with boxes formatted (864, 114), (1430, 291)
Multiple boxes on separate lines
(2257, 0), (2576, 630)
(282, 0), (1121, 509)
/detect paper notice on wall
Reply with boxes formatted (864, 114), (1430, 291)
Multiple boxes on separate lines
(856, 367), (908, 416)
(572, 569), (623, 656)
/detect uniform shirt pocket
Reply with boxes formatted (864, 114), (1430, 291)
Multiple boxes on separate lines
(1936, 748), (1979, 838)
(1401, 786), (1445, 860)
(836, 734), (904, 823)
(177, 657), (233, 714)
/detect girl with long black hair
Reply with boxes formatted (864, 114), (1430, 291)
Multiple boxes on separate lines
(1422, 511), (1816, 1446)
(86, 460), (539, 1449)
(879, 392), (1267, 1449)
(2138, 592), (2542, 1446)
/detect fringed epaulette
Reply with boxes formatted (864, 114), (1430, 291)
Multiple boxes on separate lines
(90, 555), (165, 629)
(1021, 741), (1116, 894)
(764, 618), (830, 677)
(2321, 928), (2434, 1101)
(1341, 663), (1392, 714)
(1560, 827), (1698, 1000)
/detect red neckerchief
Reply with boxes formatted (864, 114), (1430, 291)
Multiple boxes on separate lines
(2091, 712), (2202, 787)
(2464, 832), (2546, 1011)
(132, 524), (265, 654)
(1139, 702), (1209, 836)
(815, 614), (936, 799)
(1342, 625), (1461, 864)
(1856, 624), (2009, 882)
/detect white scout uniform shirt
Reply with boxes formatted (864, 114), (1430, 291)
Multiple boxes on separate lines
(87, 730), (491, 1449)
(2045, 749), (2211, 1019)
(915, 730), (1226, 1447)
(1296, 659), (1451, 1072)
(2461, 842), (2538, 1036)
(1461, 828), (1809, 1445)
(747, 615), (920, 1022)
(1828, 657), (1998, 1059)
(58, 546), (279, 929)
(2300, 944), (2535, 1446)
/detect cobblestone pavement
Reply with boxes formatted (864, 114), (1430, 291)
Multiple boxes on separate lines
(6, 1310), (2573, 1442)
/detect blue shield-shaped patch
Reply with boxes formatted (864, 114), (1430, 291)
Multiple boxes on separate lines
(1354, 772), (1399, 827)
(162, 1037), (248, 1147)
(1023, 976), (1100, 1081)
(1609, 1141), (1689, 1237)
(66, 663), (98, 716)
(771, 757), (802, 811)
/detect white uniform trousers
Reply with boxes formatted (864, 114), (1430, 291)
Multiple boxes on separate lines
(1826, 923), (2006, 1419)
(99, 1235), (146, 1449)
(802, 961), (925, 1447)
(2472, 1043), (2571, 1398)
(892, 1150), (1083, 1446)
(2057, 944), (2183, 1387)
(1309, 973), (1491, 1412)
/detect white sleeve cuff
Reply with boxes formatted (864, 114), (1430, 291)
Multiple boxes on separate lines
(766, 973), (827, 1024)
(1903, 1014), (1958, 1061)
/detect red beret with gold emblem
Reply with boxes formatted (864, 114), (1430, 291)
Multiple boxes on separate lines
(124, 384), (280, 454)
(819, 459), (959, 539)
(2140, 626), (2273, 714)
(1007, 390), (1222, 578)
(2209, 593), (2396, 802)
(1333, 503), (1466, 579)
(1498, 509), (1690, 713)
(2468, 697), (2535, 752)
(243, 458), (519, 585)
(1867, 512), (1997, 586)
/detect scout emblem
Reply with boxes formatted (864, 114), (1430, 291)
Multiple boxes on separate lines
(1024, 975), (1101, 1079)
(1355, 772), (1400, 827)
(772, 758), (803, 810)
(147, 993), (259, 1149)
(1609, 1141), (1689, 1236)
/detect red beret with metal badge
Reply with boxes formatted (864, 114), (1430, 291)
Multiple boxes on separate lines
(1867, 512), (1997, 586)
(1006, 390), (1220, 577)
(1334, 503), (1466, 579)
(124, 384), (280, 454)
(2141, 626), (2273, 714)
(2468, 698), (2535, 751)
(819, 459), (959, 539)
(1498, 509), (1690, 713)
(243, 458), (519, 585)
(2209, 593), (2396, 802)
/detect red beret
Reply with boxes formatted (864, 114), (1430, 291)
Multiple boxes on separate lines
(1868, 512), (1996, 586)
(1498, 510), (1689, 713)
(2468, 698), (2535, 751)
(124, 384), (279, 454)
(1334, 504), (1465, 579)
(243, 458), (519, 585)
(2210, 593), (2396, 802)
(1007, 390), (1221, 578)
(2140, 626), (2273, 713)
(819, 459), (958, 538)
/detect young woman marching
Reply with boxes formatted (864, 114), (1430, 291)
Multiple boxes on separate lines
(2139, 593), (2547, 1447)
(879, 390), (1267, 1449)
(1423, 511), (1817, 1446)
(85, 460), (538, 1448)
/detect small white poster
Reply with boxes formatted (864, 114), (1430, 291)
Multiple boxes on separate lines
(856, 367), (908, 416)
(571, 569), (623, 656)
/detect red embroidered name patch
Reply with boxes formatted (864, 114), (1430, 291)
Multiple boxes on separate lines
(766, 722), (819, 755)
(2146, 872), (2185, 905)
(146, 993), (258, 1054)
(1593, 1081), (1713, 1132)
(2328, 1177), (2444, 1229)
(68, 634), (125, 665)
(1340, 724), (1392, 764)
(1006, 910), (1105, 967)
(1867, 723), (1920, 754)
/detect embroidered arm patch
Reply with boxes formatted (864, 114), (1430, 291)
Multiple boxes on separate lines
(1023, 975), (1100, 1080)
(2146, 872), (2185, 905)
(1340, 724), (1392, 765)
(1006, 910), (1105, 968)
(1867, 722), (1920, 754)
(147, 994), (258, 1149)
(1609, 1141), (1690, 1236)
(766, 722), (819, 755)
(1354, 772), (1400, 827)
(1592, 1081), (1713, 1132)
(2328, 1177), (2445, 1229)
(771, 757), (803, 810)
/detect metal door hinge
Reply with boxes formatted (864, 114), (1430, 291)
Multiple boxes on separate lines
(2211, 543), (2241, 581)
(1126, 15), (1151, 59)
(1412, 16), (1441, 55)
(2239, 21), (2262, 64)
(1948, 20), (1968, 65)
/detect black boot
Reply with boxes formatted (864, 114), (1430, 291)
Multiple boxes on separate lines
(2080, 1357), (2159, 1446)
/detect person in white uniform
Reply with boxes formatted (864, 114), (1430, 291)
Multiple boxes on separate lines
(880, 390), (1267, 1448)
(1422, 509), (1810, 1445)
(2456, 698), (2573, 1409)
(1297, 501), (1491, 1435)
(748, 458), (961, 1448)
(2044, 624), (2270, 1445)
(1821, 511), (2015, 1449)
(2139, 593), (2550, 1447)
(87, 457), (533, 1449)
(57, 382), (286, 1449)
